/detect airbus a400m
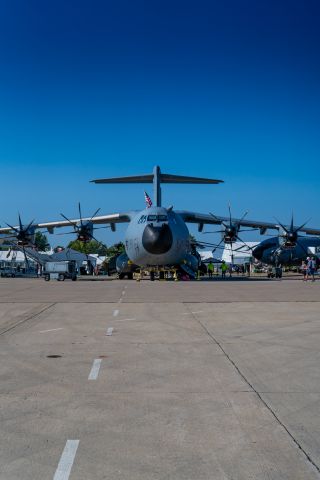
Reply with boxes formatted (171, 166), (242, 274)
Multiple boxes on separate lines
(1, 166), (320, 279)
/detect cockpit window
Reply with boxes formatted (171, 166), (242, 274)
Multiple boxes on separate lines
(146, 214), (168, 222)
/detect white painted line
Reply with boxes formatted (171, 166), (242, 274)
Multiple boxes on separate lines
(113, 309), (119, 317)
(39, 328), (64, 333)
(122, 290), (125, 295)
(106, 327), (114, 336)
(191, 311), (204, 314)
(53, 439), (79, 480)
(119, 298), (123, 303)
(117, 317), (136, 322)
(88, 359), (102, 380)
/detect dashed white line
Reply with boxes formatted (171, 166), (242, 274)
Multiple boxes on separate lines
(88, 359), (102, 380)
(106, 327), (114, 336)
(39, 328), (64, 333)
(122, 290), (126, 295)
(53, 439), (79, 480)
(119, 298), (123, 303)
(113, 309), (119, 317)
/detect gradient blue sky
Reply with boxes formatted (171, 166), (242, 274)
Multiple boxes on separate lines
(1, 0), (319, 246)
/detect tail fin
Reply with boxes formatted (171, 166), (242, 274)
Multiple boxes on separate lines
(91, 165), (223, 207)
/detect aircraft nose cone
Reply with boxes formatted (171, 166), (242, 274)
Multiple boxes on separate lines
(142, 224), (173, 254)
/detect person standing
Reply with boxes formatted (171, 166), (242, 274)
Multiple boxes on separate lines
(221, 260), (228, 279)
(301, 260), (307, 281)
(306, 257), (316, 282)
(207, 260), (214, 278)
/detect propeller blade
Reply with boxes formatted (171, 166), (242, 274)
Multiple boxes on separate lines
(209, 212), (220, 221)
(236, 235), (256, 252)
(294, 218), (311, 233)
(193, 240), (226, 251)
(92, 225), (112, 231)
(26, 219), (35, 231)
(91, 235), (107, 249)
(228, 203), (232, 225)
(230, 242), (234, 264)
(202, 230), (225, 234)
(78, 202), (83, 226)
(290, 213), (294, 232)
(274, 217), (288, 233)
(0, 234), (18, 240)
(238, 210), (249, 223)
(5, 222), (19, 233)
(211, 238), (225, 253)
(296, 239), (309, 257)
(90, 208), (101, 221)
(238, 228), (260, 232)
(22, 245), (29, 270)
(60, 213), (77, 228)
(18, 213), (23, 230)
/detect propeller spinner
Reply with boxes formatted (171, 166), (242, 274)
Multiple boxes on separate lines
(275, 215), (310, 251)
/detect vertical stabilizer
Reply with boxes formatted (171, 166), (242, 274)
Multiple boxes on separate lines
(153, 165), (162, 206)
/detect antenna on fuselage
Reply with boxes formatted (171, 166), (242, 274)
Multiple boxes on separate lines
(90, 165), (224, 207)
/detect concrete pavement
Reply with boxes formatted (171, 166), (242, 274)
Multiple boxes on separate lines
(0, 278), (320, 479)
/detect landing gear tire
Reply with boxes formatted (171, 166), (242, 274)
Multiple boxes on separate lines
(118, 273), (125, 279)
(72, 275), (77, 281)
(127, 272), (133, 280)
(58, 274), (65, 282)
(44, 274), (50, 282)
(150, 271), (155, 281)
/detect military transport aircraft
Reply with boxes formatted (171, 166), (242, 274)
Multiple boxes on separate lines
(1, 166), (320, 278)
(250, 216), (320, 267)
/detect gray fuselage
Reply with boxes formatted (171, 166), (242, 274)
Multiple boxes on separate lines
(124, 207), (190, 267)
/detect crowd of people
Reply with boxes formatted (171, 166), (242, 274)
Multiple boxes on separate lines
(206, 260), (247, 279)
(205, 257), (318, 281)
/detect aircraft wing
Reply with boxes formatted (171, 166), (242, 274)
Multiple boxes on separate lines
(0, 211), (135, 235)
(176, 211), (320, 235)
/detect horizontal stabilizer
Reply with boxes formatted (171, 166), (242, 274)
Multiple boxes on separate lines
(91, 174), (154, 184)
(160, 174), (223, 184)
(91, 165), (224, 207)
(91, 170), (223, 185)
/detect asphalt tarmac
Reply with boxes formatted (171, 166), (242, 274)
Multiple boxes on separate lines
(1, 277), (320, 479)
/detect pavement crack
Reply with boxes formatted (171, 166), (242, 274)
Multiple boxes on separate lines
(185, 304), (320, 476)
(0, 303), (56, 336)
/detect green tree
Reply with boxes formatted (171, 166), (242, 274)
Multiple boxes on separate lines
(67, 239), (108, 255)
(34, 231), (50, 251)
(106, 242), (125, 257)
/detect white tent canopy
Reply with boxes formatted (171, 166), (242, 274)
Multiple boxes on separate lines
(222, 242), (259, 264)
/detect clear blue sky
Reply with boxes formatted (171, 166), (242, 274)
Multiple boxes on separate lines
(1, 0), (319, 247)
